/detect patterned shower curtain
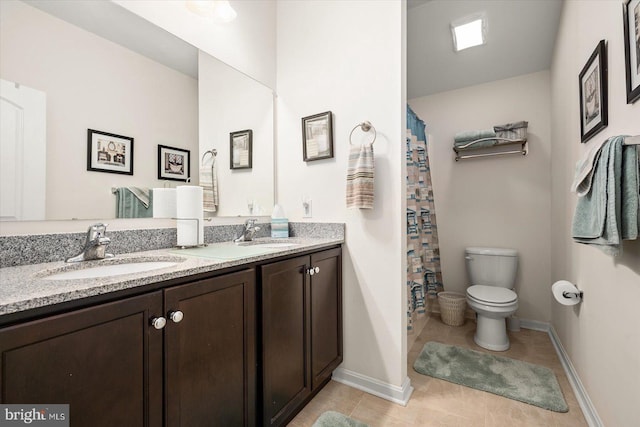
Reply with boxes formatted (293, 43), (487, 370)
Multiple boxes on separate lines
(406, 106), (444, 330)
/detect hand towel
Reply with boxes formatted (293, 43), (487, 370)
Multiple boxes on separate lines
(572, 136), (639, 256)
(201, 158), (218, 213)
(454, 129), (496, 143)
(346, 143), (374, 209)
(115, 187), (152, 218)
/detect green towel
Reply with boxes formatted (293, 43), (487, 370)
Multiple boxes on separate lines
(454, 129), (496, 143)
(116, 187), (153, 218)
(572, 136), (639, 256)
(454, 138), (499, 149)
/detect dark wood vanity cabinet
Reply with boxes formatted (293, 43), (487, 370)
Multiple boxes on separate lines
(0, 291), (165, 427)
(0, 245), (342, 427)
(164, 270), (256, 426)
(0, 269), (256, 427)
(261, 247), (342, 427)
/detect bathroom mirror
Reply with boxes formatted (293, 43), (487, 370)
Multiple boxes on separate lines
(0, 0), (275, 221)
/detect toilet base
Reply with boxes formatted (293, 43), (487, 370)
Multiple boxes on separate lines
(474, 315), (510, 351)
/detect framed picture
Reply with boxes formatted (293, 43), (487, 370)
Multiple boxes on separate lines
(624, 0), (640, 104)
(302, 111), (334, 161)
(158, 145), (190, 181)
(87, 129), (134, 175)
(579, 40), (608, 143)
(230, 129), (252, 169)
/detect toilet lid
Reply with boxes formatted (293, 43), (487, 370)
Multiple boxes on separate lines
(467, 285), (517, 304)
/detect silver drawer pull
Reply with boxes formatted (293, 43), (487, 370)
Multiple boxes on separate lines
(150, 316), (167, 330)
(169, 310), (184, 323)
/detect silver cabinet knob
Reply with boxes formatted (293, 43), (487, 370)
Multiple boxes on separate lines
(169, 310), (184, 323)
(150, 316), (166, 330)
(314, 266), (320, 274)
(308, 268), (315, 276)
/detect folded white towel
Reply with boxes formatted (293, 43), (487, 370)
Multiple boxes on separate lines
(201, 158), (218, 213)
(127, 187), (150, 208)
(346, 143), (374, 209)
(571, 136), (610, 196)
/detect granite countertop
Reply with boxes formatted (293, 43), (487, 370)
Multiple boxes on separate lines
(0, 237), (342, 317)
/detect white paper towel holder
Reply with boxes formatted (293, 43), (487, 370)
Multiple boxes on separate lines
(174, 217), (209, 249)
(552, 280), (583, 306)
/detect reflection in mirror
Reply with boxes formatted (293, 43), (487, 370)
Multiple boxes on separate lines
(0, 0), (275, 222)
(199, 51), (274, 217)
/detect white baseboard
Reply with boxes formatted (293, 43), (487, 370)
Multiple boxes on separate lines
(519, 318), (550, 332)
(547, 325), (604, 427)
(331, 367), (414, 406)
(519, 319), (603, 427)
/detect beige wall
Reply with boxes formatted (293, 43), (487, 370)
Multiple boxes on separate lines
(550, 2), (640, 425)
(276, 0), (407, 388)
(0, 1), (198, 221)
(409, 70), (552, 322)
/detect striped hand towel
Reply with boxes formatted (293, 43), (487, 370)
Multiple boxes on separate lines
(346, 143), (374, 209)
(201, 159), (219, 213)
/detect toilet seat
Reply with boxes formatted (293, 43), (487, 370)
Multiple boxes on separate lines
(467, 285), (517, 305)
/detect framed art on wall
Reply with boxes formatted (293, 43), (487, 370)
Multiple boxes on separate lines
(230, 129), (253, 169)
(158, 145), (190, 181)
(87, 129), (134, 175)
(302, 111), (334, 161)
(624, 0), (640, 104)
(579, 40), (608, 143)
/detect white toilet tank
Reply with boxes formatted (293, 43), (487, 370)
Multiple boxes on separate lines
(465, 247), (518, 288)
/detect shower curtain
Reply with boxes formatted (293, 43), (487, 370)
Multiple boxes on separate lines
(406, 106), (443, 330)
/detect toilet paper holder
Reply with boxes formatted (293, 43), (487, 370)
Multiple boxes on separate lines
(552, 280), (583, 306)
(562, 290), (583, 300)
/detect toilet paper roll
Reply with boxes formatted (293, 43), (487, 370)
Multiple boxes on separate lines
(552, 280), (581, 306)
(176, 186), (203, 247)
(152, 188), (177, 218)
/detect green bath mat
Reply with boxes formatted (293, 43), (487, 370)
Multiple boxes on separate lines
(312, 411), (368, 427)
(413, 342), (568, 412)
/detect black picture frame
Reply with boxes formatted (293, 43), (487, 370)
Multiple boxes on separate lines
(230, 129), (253, 170)
(302, 111), (334, 162)
(158, 144), (190, 181)
(624, 0), (640, 104)
(579, 40), (608, 143)
(87, 129), (134, 175)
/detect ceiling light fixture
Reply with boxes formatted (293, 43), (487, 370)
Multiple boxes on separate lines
(185, 0), (237, 24)
(451, 13), (487, 52)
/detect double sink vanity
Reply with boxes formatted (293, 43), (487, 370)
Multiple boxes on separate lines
(0, 223), (344, 427)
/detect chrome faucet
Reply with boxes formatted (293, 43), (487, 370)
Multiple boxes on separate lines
(234, 219), (261, 243)
(66, 223), (114, 262)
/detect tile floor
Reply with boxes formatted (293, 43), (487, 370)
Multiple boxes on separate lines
(288, 315), (588, 427)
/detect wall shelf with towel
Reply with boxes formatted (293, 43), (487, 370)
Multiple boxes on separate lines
(453, 121), (529, 161)
(453, 137), (527, 161)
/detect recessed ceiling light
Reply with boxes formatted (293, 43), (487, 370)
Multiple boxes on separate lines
(451, 13), (487, 52)
(185, 0), (237, 24)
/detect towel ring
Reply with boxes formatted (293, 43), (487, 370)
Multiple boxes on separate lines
(201, 149), (217, 164)
(350, 121), (376, 145)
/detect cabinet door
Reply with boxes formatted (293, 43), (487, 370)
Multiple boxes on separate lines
(310, 248), (343, 390)
(0, 292), (164, 427)
(164, 269), (256, 427)
(261, 255), (311, 427)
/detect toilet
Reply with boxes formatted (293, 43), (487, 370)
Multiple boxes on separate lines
(465, 247), (518, 351)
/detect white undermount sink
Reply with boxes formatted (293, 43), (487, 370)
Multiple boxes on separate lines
(43, 260), (180, 281)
